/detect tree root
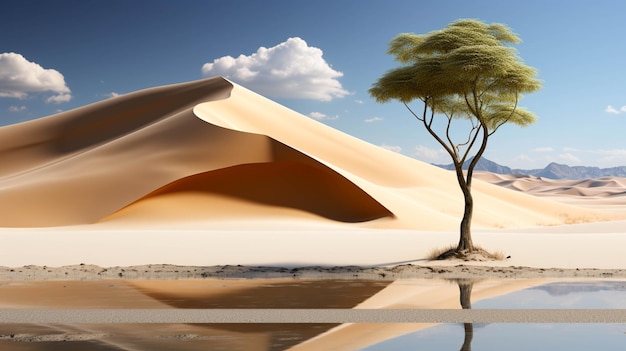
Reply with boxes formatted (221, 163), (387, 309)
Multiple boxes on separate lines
(434, 247), (504, 262)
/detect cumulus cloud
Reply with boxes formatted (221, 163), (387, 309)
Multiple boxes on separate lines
(202, 37), (349, 101)
(106, 92), (120, 99)
(308, 111), (338, 121)
(46, 93), (72, 103)
(0, 52), (71, 103)
(380, 144), (402, 153)
(8, 105), (26, 112)
(414, 145), (446, 161)
(355, 99), (364, 104)
(605, 105), (626, 114)
(364, 116), (383, 123)
(558, 152), (581, 164)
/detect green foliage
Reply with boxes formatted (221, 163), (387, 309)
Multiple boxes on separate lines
(369, 18), (541, 133)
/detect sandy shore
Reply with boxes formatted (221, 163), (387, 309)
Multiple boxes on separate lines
(2, 263), (626, 281)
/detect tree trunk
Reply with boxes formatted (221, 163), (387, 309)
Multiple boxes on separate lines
(458, 281), (474, 351)
(461, 322), (474, 351)
(457, 185), (475, 252)
(453, 164), (476, 254)
(458, 280), (473, 309)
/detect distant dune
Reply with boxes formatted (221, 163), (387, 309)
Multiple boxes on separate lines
(0, 77), (622, 229)
(473, 171), (626, 212)
(473, 172), (626, 197)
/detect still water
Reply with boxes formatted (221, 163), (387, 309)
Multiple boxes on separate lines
(0, 279), (624, 350)
(361, 280), (626, 351)
(361, 323), (625, 350)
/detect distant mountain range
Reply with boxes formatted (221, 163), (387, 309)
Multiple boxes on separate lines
(433, 157), (626, 180)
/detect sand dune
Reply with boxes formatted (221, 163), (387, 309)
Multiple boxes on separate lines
(473, 171), (626, 211)
(0, 76), (621, 230)
(1, 76), (626, 270)
(474, 172), (626, 197)
(105, 160), (393, 224)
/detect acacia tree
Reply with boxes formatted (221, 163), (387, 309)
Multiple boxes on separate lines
(369, 19), (541, 258)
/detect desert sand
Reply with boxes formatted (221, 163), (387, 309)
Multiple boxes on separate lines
(0, 77), (625, 349)
(0, 76), (625, 271)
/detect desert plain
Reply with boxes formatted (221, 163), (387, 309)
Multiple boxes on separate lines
(0, 77), (625, 350)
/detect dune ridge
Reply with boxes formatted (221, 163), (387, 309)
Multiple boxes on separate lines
(0, 77), (623, 229)
(473, 171), (626, 211)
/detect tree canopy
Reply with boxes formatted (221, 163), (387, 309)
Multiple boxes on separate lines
(370, 19), (540, 127)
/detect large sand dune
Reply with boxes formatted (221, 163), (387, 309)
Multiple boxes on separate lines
(0, 77), (620, 230)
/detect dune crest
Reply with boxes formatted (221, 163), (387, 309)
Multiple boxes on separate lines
(0, 77), (622, 229)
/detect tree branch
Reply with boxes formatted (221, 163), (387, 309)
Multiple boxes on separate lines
(457, 118), (478, 149)
(488, 94), (519, 136)
(466, 121), (490, 187)
(445, 113), (459, 161)
(403, 102), (460, 176)
(403, 101), (425, 122)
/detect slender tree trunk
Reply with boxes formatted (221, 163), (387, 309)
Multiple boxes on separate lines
(458, 280), (473, 309)
(458, 280), (474, 351)
(457, 185), (475, 252)
(453, 165), (475, 253)
(461, 322), (474, 351)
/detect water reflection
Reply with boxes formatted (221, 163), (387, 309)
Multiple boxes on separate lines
(455, 279), (474, 351)
(475, 280), (626, 309)
(532, 280), (626, 296)
(1, 278), (624, 350)
(360, 279), (626, 351)
(0, 279), (390, 351)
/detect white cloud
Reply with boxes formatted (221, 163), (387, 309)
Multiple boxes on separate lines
(531, 146), (553, 152)
(562, 147), (579, 152)
(414, 145), (446, 161)
(46, 92), (72, 104)
(605, 105), (626, 114)
(0, 52), (71, 103)
(605, 105), (620, 114)
(202, 37), (349, 101)
(558, 152), (581, 164)
(594, 149), (626, 165)
(364, 116), (383, 123)
(355, 99), (364, 104)
(8, 105), (26, 112)
(515, 154), (534, 163)
(380, 144), (402, 153)
(308, 111), (338, 120)
(309, 112), (326, 119)
(106, 92), (120, 98)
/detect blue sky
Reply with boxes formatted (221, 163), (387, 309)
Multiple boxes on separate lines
(2, 0), (626, 169)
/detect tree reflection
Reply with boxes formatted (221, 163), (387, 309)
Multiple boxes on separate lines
(454, 279), (475, 351)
